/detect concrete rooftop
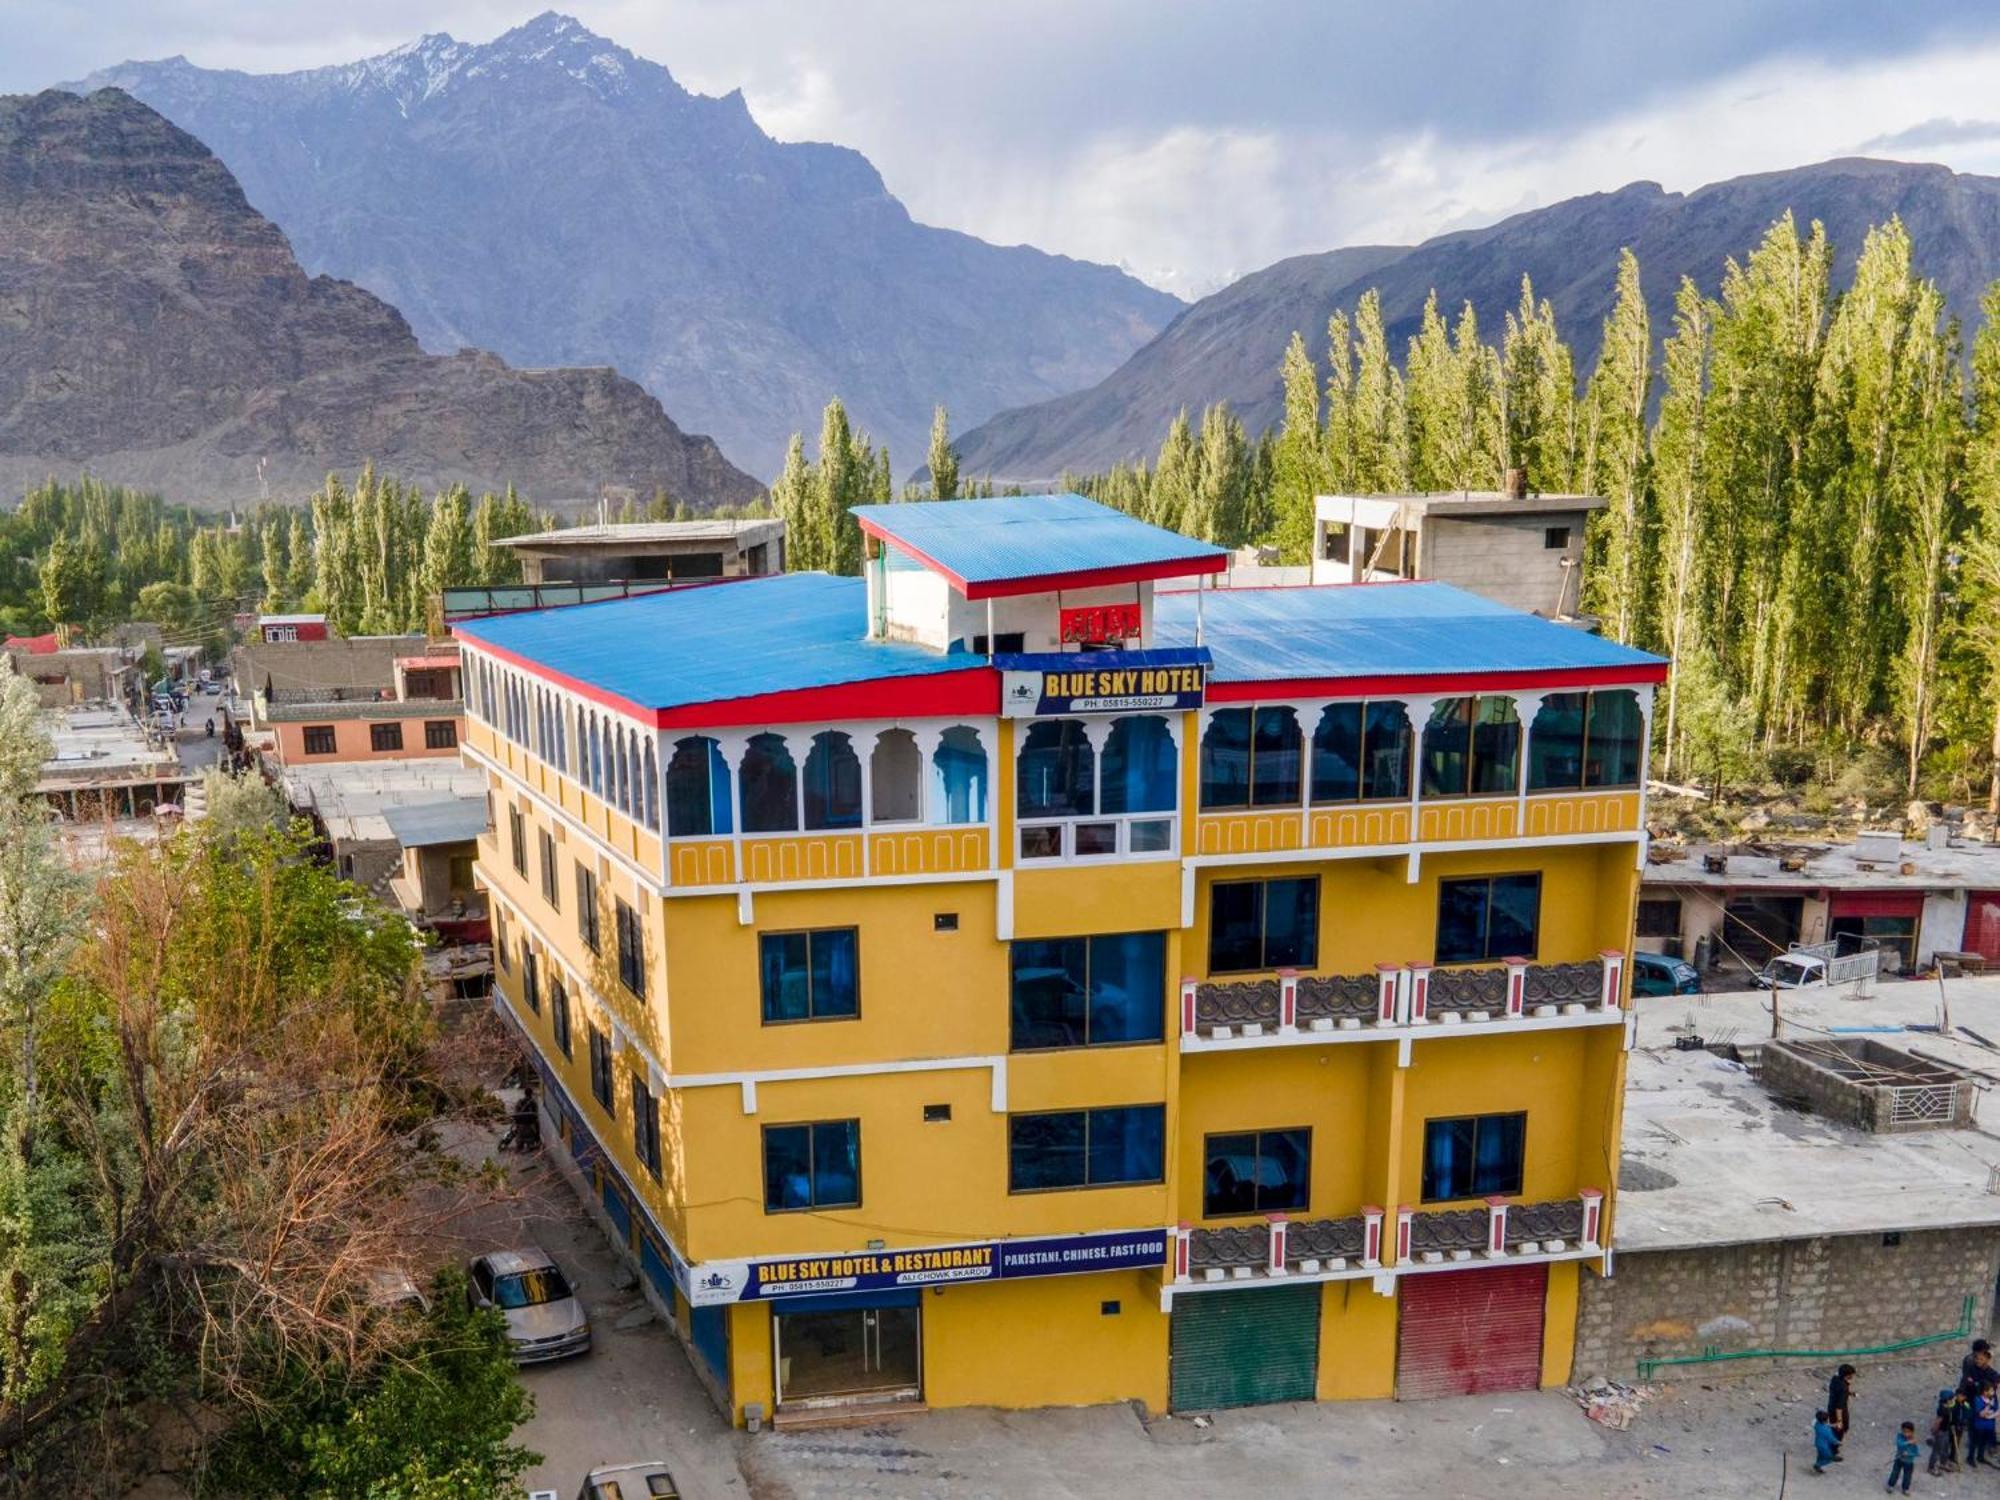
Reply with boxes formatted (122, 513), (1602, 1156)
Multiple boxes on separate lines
(279, 760), (487, 846)
(1644, 833), (2000, 895)
(39, 705), (183, 787)
(1619, 976), (2000, 1253)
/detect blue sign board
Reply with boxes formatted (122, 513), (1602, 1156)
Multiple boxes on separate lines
(688, 1228), (1169, 1306)
(996, 647), (1209, 718)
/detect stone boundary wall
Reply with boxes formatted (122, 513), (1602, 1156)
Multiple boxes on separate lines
(1575, 1228), (2000, 1382)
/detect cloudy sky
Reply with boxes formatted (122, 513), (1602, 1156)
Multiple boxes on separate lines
(12, 1), (2000, 296)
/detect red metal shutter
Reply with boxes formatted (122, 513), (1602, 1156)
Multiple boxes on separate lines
(1827, 891), (1925, 920)
(1967, 894), (2000, 962)
(1395, 1264), (1547, 1400)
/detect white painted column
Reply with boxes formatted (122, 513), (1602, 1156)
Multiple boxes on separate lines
(779, 731), (812, 832)
(718, 732), (750, 885)
(911, 726), (944, 827)
(1513, 691), (1546, 834)
(1295, 698), (1332, 846)
(856, 725), (875, 878)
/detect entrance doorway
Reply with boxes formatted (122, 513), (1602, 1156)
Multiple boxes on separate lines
(774, 1298), (921, 1407)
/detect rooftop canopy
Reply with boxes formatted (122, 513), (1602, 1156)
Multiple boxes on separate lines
(1154, 581), (1666, 689)
(851, 493), (1228, 599)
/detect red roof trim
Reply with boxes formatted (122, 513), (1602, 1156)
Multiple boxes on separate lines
(1206, 662), (1669, 701)
(658, 668), (999, 729)
(858, 517), (1226, 600)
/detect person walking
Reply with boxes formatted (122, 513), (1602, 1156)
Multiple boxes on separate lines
(1811, 1410), (1839, 1476)
(1826, 1364), (1856, 1459)
(1887, 1421), (1919, 1494)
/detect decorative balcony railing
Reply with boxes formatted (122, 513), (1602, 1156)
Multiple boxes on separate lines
(1168, 1190), (1603, 1290)
(1181, 953), (1625, 1043)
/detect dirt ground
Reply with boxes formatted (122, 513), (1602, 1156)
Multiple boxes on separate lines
(498, 1136), (1977, 1500)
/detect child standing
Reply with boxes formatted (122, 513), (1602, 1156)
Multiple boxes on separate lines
(1812, 1409), (1839, 1476)
(1976, 1384), (2000, 1468)
(1888, 1420), (1919, 1494)
(1931, 1387), (1960, 1474)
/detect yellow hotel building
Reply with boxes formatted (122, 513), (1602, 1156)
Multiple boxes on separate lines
(456, 494), (1665, 1423)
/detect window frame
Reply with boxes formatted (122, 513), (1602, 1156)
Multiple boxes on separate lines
(576, 862), (601, 953)
(588, 1026), (614, 1114)
(1007, 1104), (1166, 1193)
(1008, 932), (1166, 1051)
(1207, 876), (1319, 975)
(1527, 689), (1644, 794)
(538, 828), (560, 909)
(632, 1073), (662, 1180)
(1201, 1126), (1313, 1218)
(1198, 705), (1305, 812)
(508, 805), (526, 876)
(550, 975), (572, 1059)
(522, 948), (540, 1014)
(1434, 872), (1543, 966)
(302, 724), (336, 756)
(761, 1119), (862, 1213)
(1309, 699), (1413, 805)
(1420, 695), (1523, 800)
(614, 896), (646, 1001)
(758, 927), (861, 1024)
(1420, 1111), (1527, 1202)
(369, 720), (404, 753)
(424, 719), (458, 750)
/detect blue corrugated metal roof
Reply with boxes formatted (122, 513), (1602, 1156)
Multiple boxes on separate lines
(454, 573), (978, 712)
(851, 494), (1227, 586)
(1154, 583), (1666, 682)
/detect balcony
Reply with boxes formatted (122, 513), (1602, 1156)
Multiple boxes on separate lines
(1165, 1191), (1603, 1297)
(1180, 954), (1626, 1050)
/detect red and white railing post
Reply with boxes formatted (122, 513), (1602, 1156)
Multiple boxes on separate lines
(1503, 955), (1529, 1017)
(1580, 1189), (1604, 1248)
(1407, 964), (1431, 1024)
(1268, 1214), (1289, 1274)
(1598, 951), (1626, 1010)
(1361, 1205), (1385, 1268)
(1376, 963), (1403, 1024)
(1179, 977), (1199, 1038)
(1485, 1196), (1510, 1258)
(1278, 968), (1298, 1031)
(1173, 1220), (1192, 1281)
(1394, 1204), (1414, 1264)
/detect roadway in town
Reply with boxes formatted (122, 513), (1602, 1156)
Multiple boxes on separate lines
(495, 1130), (1971, 1499)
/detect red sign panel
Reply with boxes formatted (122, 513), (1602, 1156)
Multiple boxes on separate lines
(1059, 602), (1142, 645)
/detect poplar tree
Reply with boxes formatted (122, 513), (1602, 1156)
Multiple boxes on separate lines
(1649, 278), (1713, 777)
(1268, 332), (1327, 562)
(1501, 276), (1576, 492)
(1580, 249), (1652, 640)
(1349, 290), (1409, 492)
(1190, 403), (1250, 544)
(1149, 410), (1200, 535)
(1962, 284), (2000, 812)
(927, 406), (961, 500)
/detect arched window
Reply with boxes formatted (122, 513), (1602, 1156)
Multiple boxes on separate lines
(589, 715), (604, 797)
(1311, 701), (1412, 802)
(1017, 719), (1094, 818)
(1199, 707), (1300, 809)
(1528, 689), (1642, 791)
(666, 736), (733, 836)
(616, 728), (633, 815)
(871, 729), (922, 823)
(573, 704), (587, 781)
(554, 698), (567, 771)
(803, 732), (863, 830)
(642, 740), (660, 829)
(934, 726), (988, 825)
(1101, 716), (1176, 814)
(740, 733), (798, 833)
(1422, 696), (1521, 798)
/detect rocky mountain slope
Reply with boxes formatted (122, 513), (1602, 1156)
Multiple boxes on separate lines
(954, 158), (2000, 483)
(0, 88), (761, 507)
(75, 13), (1182, 478)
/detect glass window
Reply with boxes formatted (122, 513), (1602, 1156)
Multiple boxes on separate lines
(424, 719), (458, 750)
(588, 1027), (614, 1112)
(538, 829), (559, 908)
(509, 805), (526, 875)
(934, 726), (988, 825)
(1422, 1112), (1526, 1201)
(1435, 874), (1542, 964)
(1009, 932), (1165, 1049)
(1208, 877), (1319, 973)
(1314, 701), (1412, 802)
(551, 977), (572, 1058)
(642, 740), (659, 830)
(1200, 707), (1301, 808)
(760, 929), (860, 1022)
(1018, 719), (1095, 818)
(1527, 693), (1587, 791)
(1310, 703), (1362, 803)
(303, 725), (336, 756)
(1100, 716), (1177, 815)
(522, 950), (540, 1014)
(632, 1075), (661, 1179)
(370, 721), (404, 752)
(666, 737), (732, 837)
(1199, 709), (1252, 809)
(1249, 707), (1302, 805)
(1586, 689), (1643, 789)
(763, 1121), (860, 1211)
(871, 728), (922, 823)
(1423, 696), (1521, 797)
(615, 897), (647, 1000)
(1009, 1105), (1165, 1192)
(575, 862), (600, 952)
(802, 732), (863, 830)
(740, 733), (798, 833)
(1203, 1128), (1312, 1217)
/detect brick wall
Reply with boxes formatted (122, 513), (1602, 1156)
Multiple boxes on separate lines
(1574, 1228), (2000, 1381)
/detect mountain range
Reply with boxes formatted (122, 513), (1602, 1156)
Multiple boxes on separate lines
(0, 87), (762, 507)
(73, 13), (1183, 479)
(953, 158), (2000, 483)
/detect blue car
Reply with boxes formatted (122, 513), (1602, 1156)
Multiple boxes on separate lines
(1631, 950), (1702, 996)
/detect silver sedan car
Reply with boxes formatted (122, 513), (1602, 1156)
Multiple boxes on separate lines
(468, 1248), (591, 1363)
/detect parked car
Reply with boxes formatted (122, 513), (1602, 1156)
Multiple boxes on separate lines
(1630, 950), (1702, 997)
(578, 1462), (681, 1499)
(467, 1248), (590, 1363)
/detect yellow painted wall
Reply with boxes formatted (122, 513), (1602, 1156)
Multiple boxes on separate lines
(1176, 1045), (1375, 1226)
(1541, 1259), (1579, 1387)
(925, 1272), (1168, 1412)
(1397, 1029), (1588, 1208)
(1011, 860), (1183, 940)
(728, 1301), (774, 1424)
(1317, 1280), (1399, 1400)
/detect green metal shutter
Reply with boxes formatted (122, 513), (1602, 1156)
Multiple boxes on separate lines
(1170, 1284), (1321, 1410)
